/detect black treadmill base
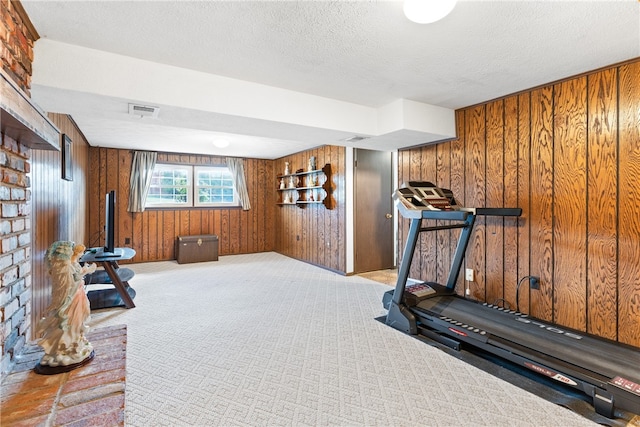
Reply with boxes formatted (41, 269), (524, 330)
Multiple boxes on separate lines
(374, 316), (633, 427)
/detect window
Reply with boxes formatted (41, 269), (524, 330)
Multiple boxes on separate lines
(194, 166), (237, 206)
(147, 164), (192, 207)
(146, 164), (238, 208)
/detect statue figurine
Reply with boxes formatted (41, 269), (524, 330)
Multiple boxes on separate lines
(288, 176), (296, 188)
(308, 156), (316, 171)
(279, 178), (285, 189)
(284, 161), (290, 175)
(35, 241), (97, 374)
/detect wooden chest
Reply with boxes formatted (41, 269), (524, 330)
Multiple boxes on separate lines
(176, 234), (219, 264)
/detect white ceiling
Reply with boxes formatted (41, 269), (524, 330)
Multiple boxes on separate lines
(20, 0), (640, 159)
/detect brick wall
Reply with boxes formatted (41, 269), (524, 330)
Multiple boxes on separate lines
(1, 0), (35, 94)
(0, 0), (37, 376)
(0, 135), (31, 374)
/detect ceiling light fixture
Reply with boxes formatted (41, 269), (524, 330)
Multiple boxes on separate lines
(341, 135), (369, 143)
(403, 0), (457, 24)
(212, 138), (230, 148)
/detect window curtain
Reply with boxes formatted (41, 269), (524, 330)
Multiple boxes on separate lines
(127, 151), (157, 212)
(226, 157), (251, 211)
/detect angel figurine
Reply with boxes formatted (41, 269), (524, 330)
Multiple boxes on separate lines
(35, 241), (97, 373)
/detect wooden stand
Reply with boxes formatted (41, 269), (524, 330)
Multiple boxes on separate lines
(81, 248), (136, 309)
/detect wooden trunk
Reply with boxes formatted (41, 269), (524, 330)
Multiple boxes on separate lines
(176, 235), (219, 264)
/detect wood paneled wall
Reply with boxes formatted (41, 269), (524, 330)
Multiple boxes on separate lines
(31, 114), (90, 338)
(273, 146), (346, 273)
(87, 148), (275, 262)
(399, 60), (640, 348)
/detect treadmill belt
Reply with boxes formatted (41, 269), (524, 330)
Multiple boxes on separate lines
(415, 296), (640, 384)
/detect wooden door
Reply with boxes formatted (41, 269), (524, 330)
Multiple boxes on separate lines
(354, 149), (394, 273)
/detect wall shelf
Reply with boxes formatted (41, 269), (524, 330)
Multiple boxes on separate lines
(276, 163), (332, 209)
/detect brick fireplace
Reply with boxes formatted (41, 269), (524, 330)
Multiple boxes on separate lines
(1, 0), (59, 377)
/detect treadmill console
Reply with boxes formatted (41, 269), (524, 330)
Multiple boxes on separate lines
(395, 181), (457, 211)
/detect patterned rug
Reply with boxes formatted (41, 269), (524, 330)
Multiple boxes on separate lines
(89, 252), (597, 426)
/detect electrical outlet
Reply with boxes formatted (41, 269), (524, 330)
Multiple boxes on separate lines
(530, 276), (540, 289)
(465, 288), (470, 296)
(465, 268), (474, 282)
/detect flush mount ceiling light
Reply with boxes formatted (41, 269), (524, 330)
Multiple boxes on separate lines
(212, 138), (230, 148)
(403, 0), (457, 24)
(341, 135), (369, 143)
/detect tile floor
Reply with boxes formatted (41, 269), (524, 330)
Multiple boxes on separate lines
(357, 268), (398, 286)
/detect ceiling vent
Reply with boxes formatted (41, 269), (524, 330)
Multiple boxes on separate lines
(128, 103), (160, 119)
(342, 135), (369, 143)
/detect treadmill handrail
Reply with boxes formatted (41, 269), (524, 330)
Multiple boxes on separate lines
(474, 207), (522, 217)
(420, 210), (469, 220)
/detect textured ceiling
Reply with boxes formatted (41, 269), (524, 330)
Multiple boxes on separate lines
(20, 0), (640, 159)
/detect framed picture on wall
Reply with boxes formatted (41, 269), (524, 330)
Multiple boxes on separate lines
(62, 134), (73, 181)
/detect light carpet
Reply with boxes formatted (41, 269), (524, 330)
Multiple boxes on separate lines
(89, 252), (596, 427)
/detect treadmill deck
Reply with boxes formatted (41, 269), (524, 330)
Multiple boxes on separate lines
(413, 295), (640, 394)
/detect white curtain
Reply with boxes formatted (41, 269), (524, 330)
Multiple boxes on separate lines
(226, 157), (251, 211)
(127, 151), (157, 212)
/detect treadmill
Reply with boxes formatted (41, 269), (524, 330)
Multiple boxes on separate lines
(383, 181), (640, 418)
